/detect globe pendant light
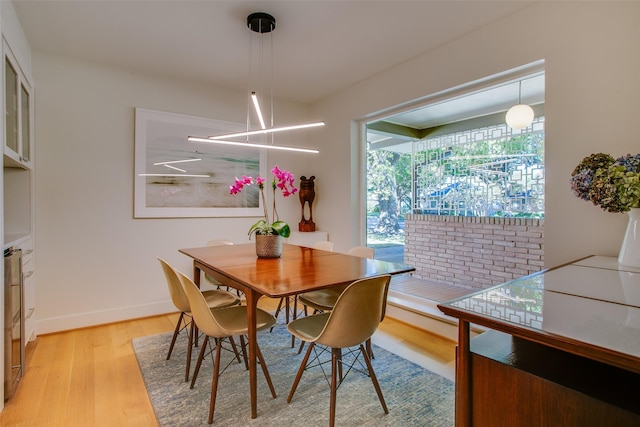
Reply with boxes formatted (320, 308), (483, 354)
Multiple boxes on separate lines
(505, 81), (534, 130)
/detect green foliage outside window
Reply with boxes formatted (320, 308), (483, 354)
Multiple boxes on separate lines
(414, 122), (545, 218)
(366, 119), (545, 244)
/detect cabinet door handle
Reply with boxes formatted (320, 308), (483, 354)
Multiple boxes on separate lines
(24, 271), (34, 279)
(23, 249), (33, 255)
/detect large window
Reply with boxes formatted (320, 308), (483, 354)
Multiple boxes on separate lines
(365, 68), (545, 260)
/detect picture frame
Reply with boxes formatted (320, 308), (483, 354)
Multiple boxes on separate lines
(134, 108), (266, 218)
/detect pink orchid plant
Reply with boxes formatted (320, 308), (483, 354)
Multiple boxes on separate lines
(230, 166), (298, 238)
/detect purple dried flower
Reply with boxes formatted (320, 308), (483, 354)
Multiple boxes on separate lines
(613, 154), (640, 173)
(569, 170), (593, 201)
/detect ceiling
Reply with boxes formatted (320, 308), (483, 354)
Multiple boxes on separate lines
(13, 0), (535, 105)
(368, 71), (545, 152)
(380, 73), (545, 130)
(13, 1), (543, 147)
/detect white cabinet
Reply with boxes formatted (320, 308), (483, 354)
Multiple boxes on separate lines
(3, 167), (31, 242)
(3, 34), (34, 245)
(3, 40), (32, 170)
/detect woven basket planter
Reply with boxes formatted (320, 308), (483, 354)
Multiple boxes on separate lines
(255, 234), (283, 258)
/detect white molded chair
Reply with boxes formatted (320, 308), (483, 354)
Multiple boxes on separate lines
(179, 271), (277, 424)
(158, 258), (241, 382)
(203, 240), (239, 295)
(207, 239), (233, 246)
(345, 245), (374, 258)
(312, 240), (334, 252)
(286, 275), (392, 427)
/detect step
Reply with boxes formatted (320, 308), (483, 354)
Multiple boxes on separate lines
(386, 275), (486, 341)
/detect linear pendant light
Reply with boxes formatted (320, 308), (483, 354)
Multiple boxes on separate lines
(251, 92), (267, 129)
(187, 136), (319, 154)
(188, 12), (322, 154)
(209, 121), (325, 140)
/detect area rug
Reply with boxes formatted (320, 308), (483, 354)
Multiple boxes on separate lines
(133, 324), (454, 426)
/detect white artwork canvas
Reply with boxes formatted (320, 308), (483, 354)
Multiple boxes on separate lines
(134, 108), (266, 218)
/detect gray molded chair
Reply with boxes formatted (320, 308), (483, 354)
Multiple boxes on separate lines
(179, 271), (277, 424)
(158, 258), (241, 382)
(286, 275), (392, 427)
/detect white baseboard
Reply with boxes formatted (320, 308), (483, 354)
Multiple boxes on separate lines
(35, 300), (176, 335)
(34, 294), (487, 342)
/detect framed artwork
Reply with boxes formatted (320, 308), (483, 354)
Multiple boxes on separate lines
(134, 108), (266, 218)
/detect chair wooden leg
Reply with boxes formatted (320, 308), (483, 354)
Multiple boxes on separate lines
(256, 344), (277, 398)
(208, 340), (223, 424)
(297, 339), (306, 354)
(290, 296), (299, 348)
(287, 342), (315, 403)
(285, 296), (291, 324)
(185, 319), (195, 382)
(360, 344), (388, 414)
(239, 335), (248, 370)
(271, 297), (285, 332)
(190, 336), (209, 389)
(228, 336), (242, 363)
(330, 348), (339, 427)
(366, 337), (375, 359)
(192, 314), (199, 348)
(167, 312), (184, 360)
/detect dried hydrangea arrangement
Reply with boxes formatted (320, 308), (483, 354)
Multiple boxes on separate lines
(570, 153), (640, 213)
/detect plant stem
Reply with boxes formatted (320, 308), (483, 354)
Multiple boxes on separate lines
(260, 188), (269, 224)
(272, 186), (279, 222)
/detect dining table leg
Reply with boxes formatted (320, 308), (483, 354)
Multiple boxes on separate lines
(192, 264), (201, 346)
(245, 288), (259, 418)
(456, 319), (471, 427)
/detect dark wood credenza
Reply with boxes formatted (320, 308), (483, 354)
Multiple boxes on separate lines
(438, 256), (640, 427)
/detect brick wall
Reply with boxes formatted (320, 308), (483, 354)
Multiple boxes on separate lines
(404, 214), (544, 290)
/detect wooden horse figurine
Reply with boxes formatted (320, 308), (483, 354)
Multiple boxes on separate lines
(298, 176), (316, 232)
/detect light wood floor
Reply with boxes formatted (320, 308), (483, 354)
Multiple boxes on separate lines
(0, 298), (456, 426)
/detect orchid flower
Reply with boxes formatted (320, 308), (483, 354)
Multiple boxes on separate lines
(229, 166), (298, 237)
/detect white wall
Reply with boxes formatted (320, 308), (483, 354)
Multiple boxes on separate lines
(33, 52), (314, 333)
(33, 2), (640, 333)
(311, 1), (640, 268)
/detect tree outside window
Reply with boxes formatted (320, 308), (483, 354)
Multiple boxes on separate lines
(367, 118), (545, 247)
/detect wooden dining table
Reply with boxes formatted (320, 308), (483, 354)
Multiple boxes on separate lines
(179, 242), (415, 419)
